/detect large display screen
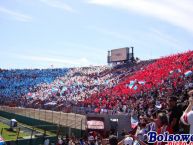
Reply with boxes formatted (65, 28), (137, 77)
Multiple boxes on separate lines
(111, 48), (128, 62)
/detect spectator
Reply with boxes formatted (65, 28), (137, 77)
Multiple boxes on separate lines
(79, 138), (85, 145)
(167, 96), (183, 133)
(57, 138), (63, 145)
(88, 132), (95, 145)
(123, 136), (133, 145)
(44, 138), (50, 145)
(109, 130), (118, 145)
(118, 134), (147, 145)
(62, 135), (69, 145)
(156, 112), (173, 145)
(181, 90), (193, 134)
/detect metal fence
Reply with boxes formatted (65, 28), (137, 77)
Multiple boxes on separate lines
(0, 106), (86, 130)
(6, 136), (57, 145)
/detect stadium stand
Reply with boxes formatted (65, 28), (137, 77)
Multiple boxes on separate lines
(0, 51), (193, 144)
(0, 68), (68, 106)
(85, 51), (193, 113)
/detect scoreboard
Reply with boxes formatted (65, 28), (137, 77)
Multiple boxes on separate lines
(111, 48), (128, 62)
(108, 47), (134, 63)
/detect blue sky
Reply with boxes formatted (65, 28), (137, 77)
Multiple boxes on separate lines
(0, 0), (193, 69)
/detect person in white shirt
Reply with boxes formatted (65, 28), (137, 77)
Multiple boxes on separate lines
(181, 90), (193, 134)
(118, 135), (147, 145)
(124, 136), (133, 145)
(58, 138), (63, 145)
(88, 132), (95, 145)
(44, 138), (50, 145)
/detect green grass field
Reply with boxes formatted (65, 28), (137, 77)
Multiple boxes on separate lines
(0, 122), (29, 141)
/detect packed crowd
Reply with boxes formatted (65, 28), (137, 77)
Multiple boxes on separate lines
(46, 91), (193, 145)
(0, 69), (68, 105)
(18, 66), (112, 109)
(84, 51), (193, 114)
(0, 62), (152, 110)
(79, 51), (193, 144)
(1, 51), (193, 115)
(100, 89), (193, 145)
(52, 88), (193, 145)
(1, 51), (193, 144)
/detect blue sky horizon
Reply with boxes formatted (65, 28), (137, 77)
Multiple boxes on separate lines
(0, 0), (193, 69)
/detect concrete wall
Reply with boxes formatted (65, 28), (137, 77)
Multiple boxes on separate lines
(0, 106), (86, 130)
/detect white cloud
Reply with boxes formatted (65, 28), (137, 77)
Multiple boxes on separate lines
(0, 6), (32, 22)
(87, 25), (136, 44)
(149, 28), (182, 49)
(88, 0), (193, 34)
(88, 26), (130, 40)
(40, 0), (74, 12)
(16, 54), (91, 67)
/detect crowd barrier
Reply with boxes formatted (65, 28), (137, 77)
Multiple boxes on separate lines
(0, 106), (86, 131)
(6, 136), (57, 145)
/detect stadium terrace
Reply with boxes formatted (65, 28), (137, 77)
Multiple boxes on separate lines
(0, 50), (193, 144)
